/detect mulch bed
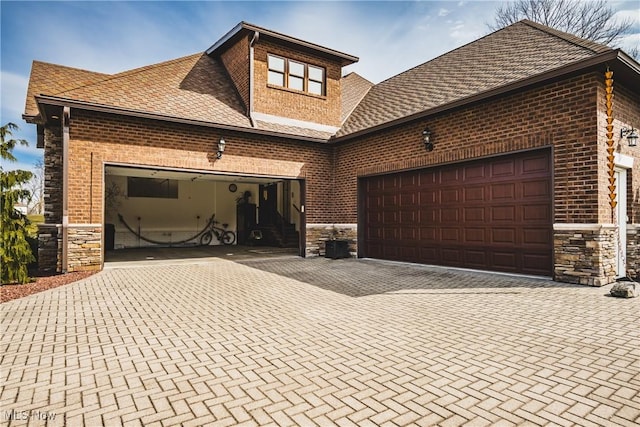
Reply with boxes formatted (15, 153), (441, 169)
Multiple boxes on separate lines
(1, 271), (97, 303)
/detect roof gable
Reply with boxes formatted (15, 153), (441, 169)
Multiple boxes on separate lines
(207, 21), (359, 66)
(34, 53), (251, 128)
(24, 61), (110, 118)
(337, 20), (615, 138)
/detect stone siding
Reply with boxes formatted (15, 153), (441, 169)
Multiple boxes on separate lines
(67, 226), (102, 272)
(306, 224), (357, 257)
(553, 225), (617, 286)
(37, 224), (62, 273)
(627, 224), (639, 279)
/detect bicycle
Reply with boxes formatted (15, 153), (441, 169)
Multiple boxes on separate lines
(200, 215), (236, 246)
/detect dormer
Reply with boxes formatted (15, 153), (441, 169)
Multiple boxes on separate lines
(207, 22), (358, 132)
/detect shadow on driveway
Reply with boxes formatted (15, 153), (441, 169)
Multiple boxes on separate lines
(236, 257), (575, 297)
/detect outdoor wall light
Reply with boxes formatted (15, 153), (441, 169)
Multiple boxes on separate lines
(216, 137), (226, 159)
(422, 128), (433, 151)
(621, 127), (638, 147)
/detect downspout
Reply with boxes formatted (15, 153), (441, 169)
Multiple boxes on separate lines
(248, 30), (259, 127)
(61, 106), (70, 272)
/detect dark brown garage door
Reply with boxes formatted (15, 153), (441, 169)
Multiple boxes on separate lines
(362, 150), (552, 276)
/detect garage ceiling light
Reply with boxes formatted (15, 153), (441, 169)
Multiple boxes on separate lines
(621, 127), (638, 147)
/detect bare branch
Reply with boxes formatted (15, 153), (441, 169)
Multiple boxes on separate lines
(488, 0), (634, 48)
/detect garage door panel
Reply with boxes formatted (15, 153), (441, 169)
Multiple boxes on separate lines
(523, 204), (551, 221)
(522, 228), (551, 245)
(463, 164), (486, 182)
(441, 247), (463, 263)
(464, 186), (485, 202)
(400, 173), (418, 189)
(418, 189), (439, 206)
(383, 194), (397, 207)
(522, 253), (552, 274)
(382, 211), (397, 224)
(491, 182), (516, 199)
(464, 228), (486, 243)
(441, 188), (460, 203)
(363, 150), (552, 276)
(491, 206), (516, 221)
(400, 227), (417, 240)
(441, 207), (460, 222)
(420, 227), (437, 241)
(464, 249), (487, 267)
(492, 252), (518, 271)
(464, 207), (485, 222)
(420, 209), (438, 223)
(441, 228), (460, 241)
(419, 247), (437, 262)
(491, 159), (516, 177)
(523, 155), (550, 174)
(491, 228), (516, 244)
(400, 192), (416, 206)
(441, 169), (460, 184)
(382, 175), (398, 190)
(522, 179), (550, 198)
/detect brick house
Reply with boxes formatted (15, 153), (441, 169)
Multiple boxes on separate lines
(23, 20), (639, 286)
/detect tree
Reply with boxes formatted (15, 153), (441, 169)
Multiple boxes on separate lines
(27, 159), (44, 215)
(1, 123), (35, 284)
(489, 0), (637, 58)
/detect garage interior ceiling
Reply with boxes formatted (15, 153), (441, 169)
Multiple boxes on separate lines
(105, 165), (283, 184)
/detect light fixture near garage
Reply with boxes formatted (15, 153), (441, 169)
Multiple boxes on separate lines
(621, 126), (638, 147)
(422, 128), (433, 151)
(216, 137), (226, 159)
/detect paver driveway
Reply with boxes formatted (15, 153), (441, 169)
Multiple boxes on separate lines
(1, 257), (639, 426)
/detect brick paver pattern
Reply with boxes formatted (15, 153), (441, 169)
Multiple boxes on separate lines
(1, 257), (639, 426)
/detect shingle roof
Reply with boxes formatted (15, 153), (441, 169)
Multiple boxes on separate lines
(42, 53), (251, 128)
(340, 72), (374, 124)
(24, 61), (109, 117)
(336, 20), (614, 138)
(25, 20), (625, 143)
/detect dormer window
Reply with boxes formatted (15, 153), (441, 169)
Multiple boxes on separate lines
(267, 54), (325, 96)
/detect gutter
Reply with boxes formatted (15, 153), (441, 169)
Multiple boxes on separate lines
(333, 49), (624, 143)
(61, 106), (70, 273)
(34, 95), (331, 144)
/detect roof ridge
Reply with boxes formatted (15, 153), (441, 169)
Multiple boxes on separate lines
(31, 59), (111, 77)
(372, 22), (528, 87)
(519, 19), (612, 54)
(342, 72), (374, 85)
(56, 53), (203, 97)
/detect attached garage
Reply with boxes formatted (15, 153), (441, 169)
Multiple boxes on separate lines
(361, 149), (552, 276)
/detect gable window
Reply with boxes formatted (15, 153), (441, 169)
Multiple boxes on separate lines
(267, 55), (285, 86)
(267, 54), (325, 96)
(128, 177), (178, 199)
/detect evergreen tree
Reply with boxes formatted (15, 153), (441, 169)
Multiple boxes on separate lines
(1, 123), (35, 284)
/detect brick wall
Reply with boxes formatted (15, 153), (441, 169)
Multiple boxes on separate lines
(219, 35), (250, 111)
(331, 72), (639, 285)
(67, 110), (333, 226)
(252, 39), (342, 127)
(333, 73), (601, 225)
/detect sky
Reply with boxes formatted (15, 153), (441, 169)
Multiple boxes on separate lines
(1, 0), (639, 177)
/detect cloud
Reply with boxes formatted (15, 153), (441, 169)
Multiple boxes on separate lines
(439, 8), (451, 17)
(1, 71), (29, 118)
